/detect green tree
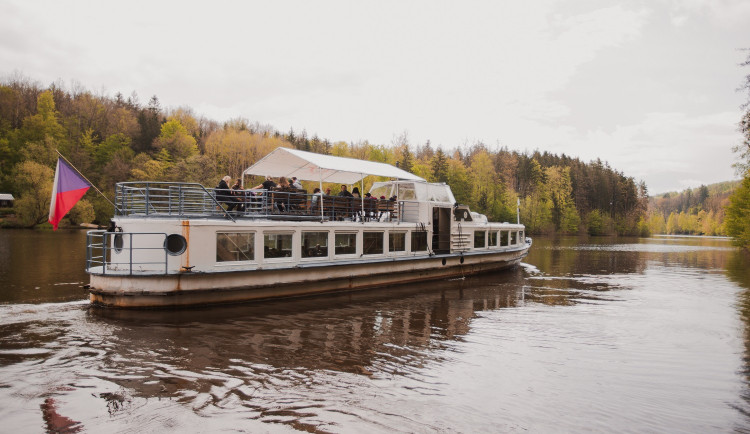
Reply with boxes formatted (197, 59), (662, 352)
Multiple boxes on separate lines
(399, 145), (414, 173)
(12, 160), (54, 227)
(153, 119), (198, 160)
(68, 199), (95, 225)
(19, 90), (65, 166)
(727, 50), (750, 247)
(431, 149), (448, 183)
(726, 176), (750, 248)
(587, 209), (605, 236)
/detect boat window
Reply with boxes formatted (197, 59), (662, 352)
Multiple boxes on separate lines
(389, 232), (406, 252)
(264, 233), (293, 258)
(335, 233), (357, 255)
(474, 231), (486, 248)
(302, 231), (328, 258)
(501, 231), (510, 246)
(426, 184), (456, 203)
(397, 183), (416, 200)
(520, 230), (524, 241)
(411, 231), (428, 252)
(217, 232), (254, 262)
(363, 232), (384, 255)
(369, 183), (392, 200)
(510, 231), (517, 245)
(488, 231), (498, 247)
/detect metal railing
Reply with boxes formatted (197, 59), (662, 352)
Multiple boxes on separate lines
(86, 230), (170, 275)
(114, 182), (418, 223)
(116, 182), (235, 221)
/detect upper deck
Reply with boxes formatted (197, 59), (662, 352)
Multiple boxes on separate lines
(114, 181), (415, 223)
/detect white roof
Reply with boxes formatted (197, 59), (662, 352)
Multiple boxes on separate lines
(0, 193), (14, 201)
(242, 147), (425, 185)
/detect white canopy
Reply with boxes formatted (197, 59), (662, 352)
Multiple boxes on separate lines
(242, 147), (425, 185)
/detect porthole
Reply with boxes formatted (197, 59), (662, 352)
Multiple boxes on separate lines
(113, 233), (123, 253)
(164, 234), (187, 256)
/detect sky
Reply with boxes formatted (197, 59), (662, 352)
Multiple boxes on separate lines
(1, 0), (748, 194)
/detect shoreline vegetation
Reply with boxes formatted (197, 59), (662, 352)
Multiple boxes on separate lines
(0, 75), (742, 240)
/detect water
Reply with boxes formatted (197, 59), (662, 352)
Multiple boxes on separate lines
(1, 230), (750, 432)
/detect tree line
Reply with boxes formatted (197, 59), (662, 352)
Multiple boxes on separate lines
(646, 181), (738, 236)
(725, 51), (750, 248)
(1, 75), (648, 234)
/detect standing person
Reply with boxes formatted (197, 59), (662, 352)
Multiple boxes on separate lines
(254, 176), (276, 190)
(291, 177), (303, 189)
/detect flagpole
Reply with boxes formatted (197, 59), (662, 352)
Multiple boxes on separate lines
(54, 149), (116, 209)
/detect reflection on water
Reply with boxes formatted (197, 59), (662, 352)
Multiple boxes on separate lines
(0, 230), (89, 304)
(1, 232), (750, 432)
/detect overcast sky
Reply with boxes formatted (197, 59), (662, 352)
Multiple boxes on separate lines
(1, 0), (748, 194)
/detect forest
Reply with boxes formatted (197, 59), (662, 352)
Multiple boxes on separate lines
(0, 75), (661, 236)
(646, 181), (738, 236)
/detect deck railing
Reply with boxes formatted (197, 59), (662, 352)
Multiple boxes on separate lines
(114, 182), (413, 222)
(86, 230), (170, 275)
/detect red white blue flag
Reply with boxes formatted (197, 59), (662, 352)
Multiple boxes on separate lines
(48, 158), (91, 230)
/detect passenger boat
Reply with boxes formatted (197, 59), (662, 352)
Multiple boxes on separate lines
(85, 147), (531, 308)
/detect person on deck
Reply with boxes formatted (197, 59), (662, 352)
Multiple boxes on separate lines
(291, 177), (303, 189)
(254, 176), (276, 190)
(351, 187), (361, 198)
(228, 178), (245, 212)
(338, 185), (353, 197)
(215, 176), (233, 210)
(311, 187), (323, 211)
(278, 177), (291, 189)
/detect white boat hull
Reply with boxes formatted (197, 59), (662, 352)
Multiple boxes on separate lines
(89, 247), (529, 308)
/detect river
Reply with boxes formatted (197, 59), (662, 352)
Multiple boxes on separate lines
(1, 230), (749, 432)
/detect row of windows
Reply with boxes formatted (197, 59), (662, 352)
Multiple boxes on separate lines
(217, 231), (429, 263)
(473, 230), (524, 248)
(216, 229), (523, 263)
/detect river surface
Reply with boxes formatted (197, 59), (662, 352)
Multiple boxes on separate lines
(1, 230), (750, 433)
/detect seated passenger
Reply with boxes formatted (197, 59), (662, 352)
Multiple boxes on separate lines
(228, 178), (245, 212)
(311, 187), (323, 211)
(215, 175), (233, 209)
(338, 185), (353, 197)
(291, 177), (303, 189)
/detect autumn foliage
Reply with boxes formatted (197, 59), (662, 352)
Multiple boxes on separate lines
(1, 76), (653, 234)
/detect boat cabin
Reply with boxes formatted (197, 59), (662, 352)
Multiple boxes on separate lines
(86, 148), (527, 278)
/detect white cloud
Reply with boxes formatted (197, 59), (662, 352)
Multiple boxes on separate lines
(573, 111), (742, 193)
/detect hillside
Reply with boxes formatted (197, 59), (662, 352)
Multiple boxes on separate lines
(646, 180), (740, 235)
(2, 76), (648, 235)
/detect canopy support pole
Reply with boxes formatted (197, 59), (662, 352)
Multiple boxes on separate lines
(319, 168), (324, 222)
(360, 174), (365, 223)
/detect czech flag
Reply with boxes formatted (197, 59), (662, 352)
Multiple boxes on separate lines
(48, 158), (91, 230)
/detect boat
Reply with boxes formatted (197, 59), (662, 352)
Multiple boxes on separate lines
(85, 147), (531, 308)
